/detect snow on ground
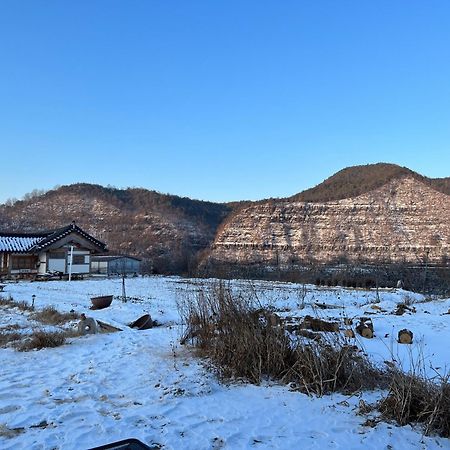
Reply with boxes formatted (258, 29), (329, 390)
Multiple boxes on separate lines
(0, 276), (449, 449)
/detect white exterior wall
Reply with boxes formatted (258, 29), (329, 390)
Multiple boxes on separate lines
(70, 264), (90, 273)
(48, 257), (66, 273)
(67, 251), (90, 274)
(41, 249), (92, 275)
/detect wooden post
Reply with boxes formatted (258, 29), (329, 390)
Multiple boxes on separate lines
(122, 273), (127, 302)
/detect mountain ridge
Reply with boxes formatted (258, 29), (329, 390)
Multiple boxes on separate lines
(3, 163), (449, 209)
(290, 163), (450, 202)
(0, 163), (448, 275)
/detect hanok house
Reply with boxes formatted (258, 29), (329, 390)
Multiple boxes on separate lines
(0, 223), (107, 279)
(90, 255), (141, 277)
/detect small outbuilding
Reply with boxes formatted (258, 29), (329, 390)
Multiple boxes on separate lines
(90, 255), (141, 277)
(0, 222), (107, 279)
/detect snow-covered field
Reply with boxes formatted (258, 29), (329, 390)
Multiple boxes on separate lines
(0, 276), (449, 449)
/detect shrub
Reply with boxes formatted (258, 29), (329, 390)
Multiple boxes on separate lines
(284, 339), (384, 396)
(380, 370), (450, 437)
(178, 281), (386, 395)
(179, 281), (289, 383)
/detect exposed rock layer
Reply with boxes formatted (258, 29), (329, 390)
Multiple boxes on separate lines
(206, 177), (450, 268)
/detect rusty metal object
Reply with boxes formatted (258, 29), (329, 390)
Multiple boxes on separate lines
(129, 314), (153, 330)
(90, 295), (113, 310)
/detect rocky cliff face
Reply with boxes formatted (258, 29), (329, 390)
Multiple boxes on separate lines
(205, 177), (450, 269)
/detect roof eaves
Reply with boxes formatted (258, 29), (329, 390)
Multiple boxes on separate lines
(32, 224), (107, 252)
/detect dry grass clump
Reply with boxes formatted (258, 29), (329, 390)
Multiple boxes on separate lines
(31, 306), (80, 325)
(178, 281), (385, 395)
(0, 302), (81, 350)
(380, 370), (450, 437)
(180, 282), (290, 382)
(0, 295), (34, 311)
(17, 330), (68, 351)
(0, 330), (23, 347)
(285, 339), (385, 396)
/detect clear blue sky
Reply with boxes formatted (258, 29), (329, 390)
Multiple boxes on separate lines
(1, 1), (449, 204)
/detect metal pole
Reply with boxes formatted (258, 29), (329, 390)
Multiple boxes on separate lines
(68, 245), (74, 281)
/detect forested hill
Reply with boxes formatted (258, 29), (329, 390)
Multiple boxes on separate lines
(290, 163), (450, 203)
(0, 184), (231, 273)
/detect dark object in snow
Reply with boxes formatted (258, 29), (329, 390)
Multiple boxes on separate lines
(355, 317), (374, 339)
(96, 320), (122, 333)
(129, 314), (153, 330)
(393, 303), (416, 316)
(302, 315), (339, 332)
(314, 302), (344, 310)
(89, 438), (154, 449)
(398, 328), (413, 344)
(0, 284), (5, 292)
(90, 295), (113, 310)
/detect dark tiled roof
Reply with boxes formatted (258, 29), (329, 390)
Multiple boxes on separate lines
(0, 236), (44, 252)
(0, 223), (107, 253)
(33, 223), (107, 252)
